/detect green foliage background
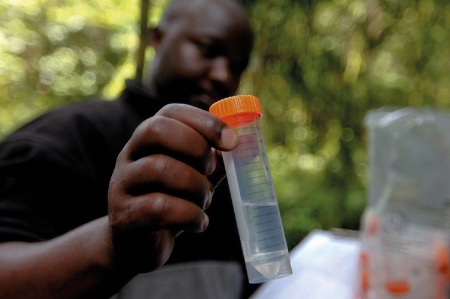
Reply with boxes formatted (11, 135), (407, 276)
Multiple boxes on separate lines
(1, 0), (450, 249)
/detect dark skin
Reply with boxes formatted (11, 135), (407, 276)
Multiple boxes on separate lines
(0, 0), (254, 298)
(145, 0), (253, 109)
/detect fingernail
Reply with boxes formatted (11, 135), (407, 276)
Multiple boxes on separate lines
(221, 127), (238, 149)
(203, 182), (213, 209)
(202, 214), (209, 231)
(206, 157), (216, 175)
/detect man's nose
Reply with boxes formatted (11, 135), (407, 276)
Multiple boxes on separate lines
(209, 56), (233, 87)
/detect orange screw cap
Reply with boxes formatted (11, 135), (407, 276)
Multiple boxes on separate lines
(209, 95), (263, 120)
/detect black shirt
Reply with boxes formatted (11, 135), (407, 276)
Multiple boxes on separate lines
(0, 80), (256, 297)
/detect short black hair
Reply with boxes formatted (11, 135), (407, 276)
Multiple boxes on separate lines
(159, 0), (247, 28)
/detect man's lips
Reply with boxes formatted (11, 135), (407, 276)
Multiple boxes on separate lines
(195, 89), (225, 108)
(192, 85), (230, 110)
(195, 94), (217, 110)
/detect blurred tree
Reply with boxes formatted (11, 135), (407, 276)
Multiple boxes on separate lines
(1, 0), (450, 249)
(0, 0), (153, 136)
(239, 0), (450, 248)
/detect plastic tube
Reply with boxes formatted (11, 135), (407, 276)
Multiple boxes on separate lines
(210, 95), (292, 283)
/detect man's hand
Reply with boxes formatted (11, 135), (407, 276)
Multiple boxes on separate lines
(107, 103), (238, 273)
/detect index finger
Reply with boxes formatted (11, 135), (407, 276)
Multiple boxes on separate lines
(156, 104), (238, 151)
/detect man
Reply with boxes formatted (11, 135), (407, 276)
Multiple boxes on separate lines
(0, 0), (256, 298)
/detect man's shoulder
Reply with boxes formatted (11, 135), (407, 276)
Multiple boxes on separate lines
(48, 97), (128, 124)
(0, 97), (136, 163)
(10, 97), (133, 139)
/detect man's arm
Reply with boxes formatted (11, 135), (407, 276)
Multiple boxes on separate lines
(0, 217), (123, 299)
(0, 104), (238, 299)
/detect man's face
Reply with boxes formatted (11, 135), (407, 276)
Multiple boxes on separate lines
(146, 0), (254, 110)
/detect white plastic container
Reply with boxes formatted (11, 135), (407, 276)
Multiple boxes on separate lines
(356, 107), (450, 299)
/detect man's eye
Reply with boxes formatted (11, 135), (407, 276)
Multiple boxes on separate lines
(196, 42), (218, 58)
(197, 44), (212, 56)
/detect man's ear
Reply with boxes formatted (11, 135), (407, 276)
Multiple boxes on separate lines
(148, 27), (163, 51)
